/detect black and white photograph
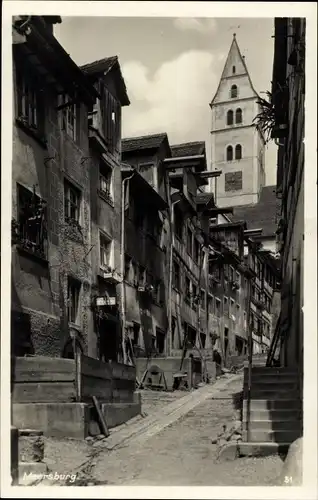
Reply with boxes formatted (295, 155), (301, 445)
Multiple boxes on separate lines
(1, 2), (317, 497)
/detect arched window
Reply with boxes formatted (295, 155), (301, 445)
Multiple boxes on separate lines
(230, 85), (238, 98)
(235, 108), (242, 124)
(227, 110), (234, 126)
(235, 144), (242, 160)
(226, 146), (233, 161)
(232, 65), (236, 74)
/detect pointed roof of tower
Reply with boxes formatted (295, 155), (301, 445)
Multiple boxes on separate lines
(210, 34), (258, 107)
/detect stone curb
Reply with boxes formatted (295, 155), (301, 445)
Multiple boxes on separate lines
(98, 374), (242, 451)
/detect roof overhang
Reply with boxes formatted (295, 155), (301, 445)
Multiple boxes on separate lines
(164, 154), (206, 172)
(14, 17), (99, 106)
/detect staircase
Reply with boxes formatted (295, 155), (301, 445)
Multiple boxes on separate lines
(242, 363), (302, 452)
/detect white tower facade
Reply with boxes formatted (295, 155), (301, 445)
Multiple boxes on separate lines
(209, 34), (266, 207)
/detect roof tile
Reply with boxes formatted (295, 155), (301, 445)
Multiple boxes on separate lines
(122, 133), (168, 153)
(171, 141), (205, 158)
(231, 185), (278, 238)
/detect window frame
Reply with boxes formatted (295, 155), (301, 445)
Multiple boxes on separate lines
(227, 110), (234, 126)
(61, 94), (77, 142)
(235, 108), (242, 124)
(64, 180), (81, 224)
(230, 85), (238, 99)
(226, 145), (233, 161)
(235, 144), (242, 160)
(99, 232), (113, 270)
(67, 276), (81, 326)
(98, 159), (114, 206)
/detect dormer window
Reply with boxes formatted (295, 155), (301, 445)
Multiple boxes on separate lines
(230, 85), (238, 98)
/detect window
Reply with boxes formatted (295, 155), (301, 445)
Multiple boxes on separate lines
(16, 69), (43, 133)
(100, 234), (112, 269)
(226, 145), (233, 161)
(64, 180), (81, 223)
(172, 260), (180, 290)
(200, 290), (205, 310)
(230, 85), (238, 98)
(185, 277), (191, 304)
(215, 298), (221, 317)
(124, 254), (132, 281)
(232, 65), (236, 74)
(235, 108), (242, 124)
(192, 284), (198, 310)
(138, 266), (146, 287)
(155, 280), (165, 306)
(227, 110), (234, 126)
(61, 94), (77, 141)
(208, 295), (214, 314)
(132, 323), (140, 347)
(174, 206), (183, 240)
(194, 238), (200, 264)
(229, 266), (235, 282)
(187, 325), (197, 347)
(99, 161), (113, 205)
(224, 297), (229, 316)
(236, 271), (241, 287)
(230, 298), (235, 315)
(200, 332), (206, 349)
(187, 227), (193, 256)
(235, 144), (242, 160)
(101, 86), (120, 153)
(67, 277), (80, 325)
(15, 184), (47, 259)
(225, 171), (243, 192)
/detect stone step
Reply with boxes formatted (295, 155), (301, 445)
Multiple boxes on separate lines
(249, 367), (299, 375)
(239, 442), (291, 457)
(242, 429), (302, 444)
(249, 377), (299, 384)
(244, 382), (299, 391)
(244, 408), (302, 421)
(242, 420), (302, 432)
(248, 390), (301, 399)
(243, 399), (302, 411)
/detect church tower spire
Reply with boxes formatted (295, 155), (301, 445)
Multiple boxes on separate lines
(209, 36), (266, 207)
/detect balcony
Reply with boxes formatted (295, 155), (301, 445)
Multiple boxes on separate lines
(98, 266), (122, 284)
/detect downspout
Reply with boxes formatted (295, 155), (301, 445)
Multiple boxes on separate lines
(120, 170), (135, 365)
(168, 198), (181, 355)
(246, 266), (254, 442)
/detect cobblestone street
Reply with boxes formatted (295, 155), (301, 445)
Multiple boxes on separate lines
(63, 376), (284, 487)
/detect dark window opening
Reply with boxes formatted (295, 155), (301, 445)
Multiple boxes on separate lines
(16, 67), (44, 134)
(232, 65), (236, 74)
(14, 184), (47, 259)
(185, 276), (191, 305)
(132, 323), (140, 347)
(200, 332), (206, 349)
(235, 144), (242, 160)
(192, 284), (198, 310)
(226, 145), (233, 161)
(124, 254), (131, 281)
(194, 238), (200, 263)
(235, 108), (242, 124)
(64, 180), (81, 224)
(200, 289), (205, 310)
(172, 260), (181, 290)
(99, 161), (113, 205)
(61, 94), (77, 141)
(187, 325), (197, 346)
(187, 227), (193, 256)
(230, 85), (238, 98)
(235, 336), (244, 355)
(100, 234), (112, 269)
(67, 277), (81, 325)
(156, 329), (165, 354)
(227, 110), (234, 126)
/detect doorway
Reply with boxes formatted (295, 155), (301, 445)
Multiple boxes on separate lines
(224, 327), (229, 360)
(99, 318), (118, 362)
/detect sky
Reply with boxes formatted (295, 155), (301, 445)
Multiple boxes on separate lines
(54, 16), (277, 185)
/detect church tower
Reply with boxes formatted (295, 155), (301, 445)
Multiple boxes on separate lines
(209, 34), (266, 207)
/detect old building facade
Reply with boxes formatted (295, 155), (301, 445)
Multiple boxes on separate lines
(11, 17), (131, 362)
(11, 16), (99, 357)
(269, 17), (305, 370)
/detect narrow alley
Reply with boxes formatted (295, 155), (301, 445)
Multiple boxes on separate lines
(41, 374), (284, 487)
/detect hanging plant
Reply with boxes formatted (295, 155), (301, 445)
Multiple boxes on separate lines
(253, 91), (276, 143)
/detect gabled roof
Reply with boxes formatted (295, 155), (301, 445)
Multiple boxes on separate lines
(170, 141), (205, 158)
(231, 185), (278, 239)
(210, 34), (258, 107)
(80, 56), (130, 106)
(122, 133), (169, 154)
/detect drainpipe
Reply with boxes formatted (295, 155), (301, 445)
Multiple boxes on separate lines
(120, 168), (135, 365)
(168, 198), (181, 356)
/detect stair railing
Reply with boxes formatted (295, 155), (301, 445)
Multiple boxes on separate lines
(266, 312), (281, 367)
